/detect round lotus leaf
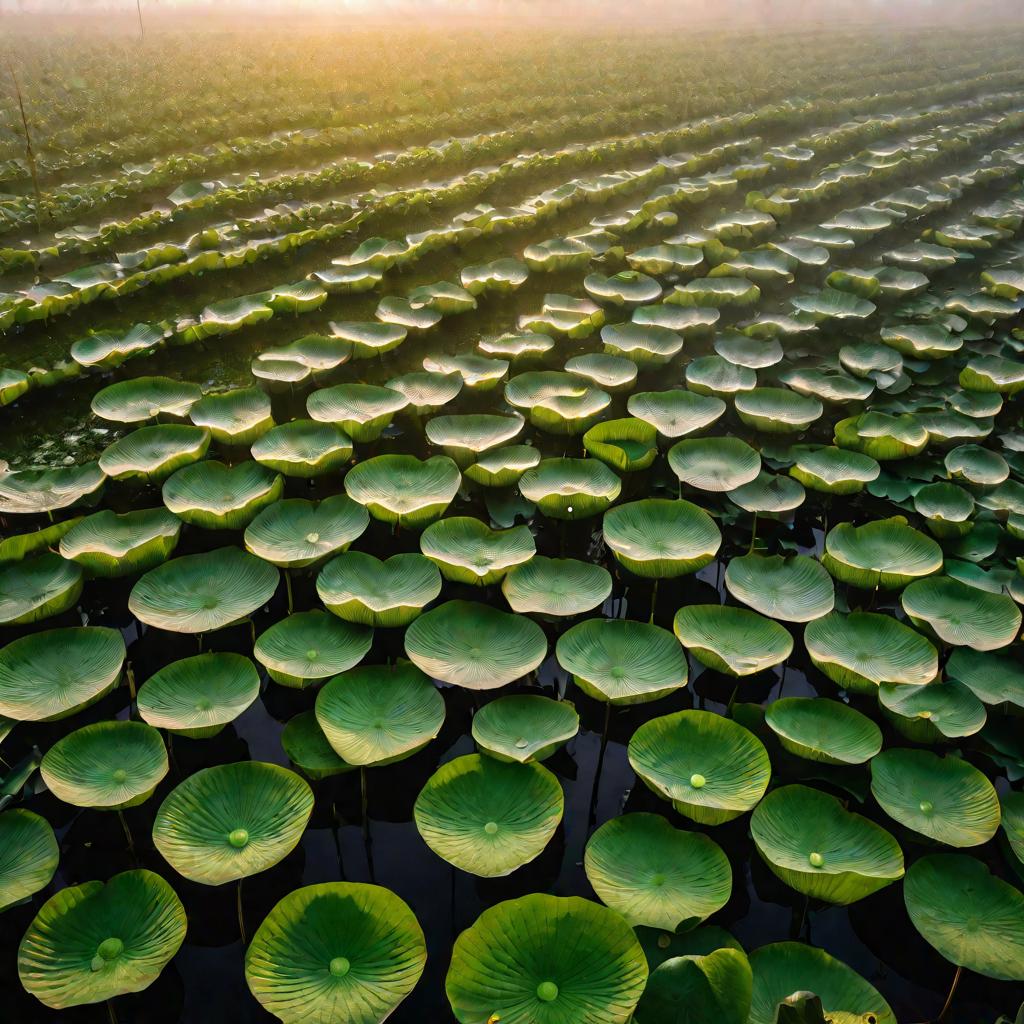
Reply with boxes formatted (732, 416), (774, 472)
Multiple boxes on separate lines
(137, 652), (260, 738)
(913, 482), (975, 538)
(472, 695), (579, 763)
(782, 366), (874, 404)
(636, 924), (744, 973)
(130, 546), (278, 633)
(735, 387), (822, 434)
(245, 495), (368, 569)
(0, 462), (105, 515)
(0, 626), (124, 721)
(685, 355), (756, 398)
(765, 697), (881, 765)
(629, 710), (770, 825)
(583, 418), (658, 473)
(17, 869), (186, 1009)
(163, 460), (282, 529)
(601, 323), (684, 366)
(949, 388), (1002, 419)
(501, 556), (612, 617)
(189, 386), (274, 445)
(585, 813), (731, 931)
(945, 444), (1009, 487)
(245, 881), (426, 1024)
(329, 320), (406, 358)
(557, 618), (688, 705)
(669, 437), (761, 492)
(414, 753), (562, 876)
(255, 610), (372, 688)
(386, 370), (463, 413)
(839, 341), (902, 380)
(0, 551), (82, 625)
(714, 330), (783, 370)
(281, 711), (354, 780)
(316, 662), (444, 766)
(519, 457), (621, 520)
(405, 600), (546, 689)
(790, 446), (880, 495)
(41, 720), (167, 810)
(904, 854), (1024, 980)
(420, 515), (535, 585)
(674, 604), (792, 677)
(751, 784), (903, 904)
(748, 942), (894, 1024)
(344, 454), (460, 528)
(603, 499), (720, 579)
(91, 376), (202, 424)
(879, 677), (986, 743)
(585, 269), (662, 307)
(627, 390), (725, 441)
(463, 444), (540, 488)
(725, 554), (834, 623)
(445, 893), (647, 1024)
(1002, 791), (1024, 866)
(251, 420), (353, 478)
(60, 507), (181, 577)
(318, 551), (441, 628)
(901, 575), (1021, 650)
(153, 760), (313, 885)
(627, 242), (703, 276)
(425, 413), (523, 467)
(960, 355), (1024, 395)
(804, 611), (937, 693)
(633, 948), (752, 1024)
(0, 809), (58, 911)
(880, 322), (961, 360)
(822, 517), (942, 590)
(479, 331), (553, 360)
(99, 424), (211, 483)
(947, 647), (1024, 709)
(791, 287), (875, 322)
(504, 371), (611, 435)
(307, 383), (407, 442)
(870, 748), (999, 847)
(634, 303), (718, 336)
(671, 276), (760, 309)
(834, 412), (928, 461)
(565, 353), (638, 393)
(727, 472), (805, 515)
(423, 352), (508, 390)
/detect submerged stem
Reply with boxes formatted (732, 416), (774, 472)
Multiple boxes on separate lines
(117, 810), (135, 857)
(748, 510), (759, 554)
(648, 578), (659, 624)
(937, 965), (962, 1023)
(284, 568), (294, 614)
(237, 878), (246, 945)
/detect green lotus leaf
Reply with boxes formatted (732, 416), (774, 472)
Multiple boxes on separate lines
(344, 454), (460, 528)
(949, 388), (1002, 419)
(501, 555), (612, 617)
(791, 287), (875, 322)
(566, 354), (638, 393)
(162, 460), (282, 529)
(1002, 791), (1024, 865)
(901, 575), (1020, 650)
(629, 709), (771, 824)
(725, 554), (834, 623)
(255, 610), (372, 688)
(627, 242), (704, 275)
(519, 457), (621, 520)
(153, 760), (313, 885)
(603, 499), (720, 578)
(804, 611), (937, 693)
(318, 551), (441, 628)
(601, 323), (684, 366)
(781, 367), (874, 405)
(669, 276), (760, 309)
(407, 280), (476, 315)
(728, 472), (805, 515)
(960, 355), (1024, 395)
(870, 748), (999, 847)
(904, 854), (1024, 980)
(415, 753), (562, 876)
(461, 258), (529, 295)
(674, 604), (792, 676)
(0, 551), (82, 625)
(685, 355), (757, 398)
(405, 600), (546, 689)
(316, 662), (444, 766)
(884, 240), (959, 270)
(751, 785), (903, 904)
(244, 495), (368, 569)
(0, 626), (124, 721)
(557, 618), (687, 704)
(838, 341), (902, 381)
(627, 389), (726, 438)
(60, 507), (181, 577)
(879, 678), (986, 742)
(447, 892), (646, 1023)
(251, 354), (312, 391)
(585, 270), (662, 307)
(189, 387), (274, 445)
(307, 384), (408, 442)
(0, 809), (58, 911)
(946, 647), (1024, 708)
(91, 376), (202, 424)
(99, 425), (210, 483)
(251, 420), (353, 478)
(735, 388), (822, 435)
(129, 546), (279, 633)
(669, 437), (761, 492)
(0, 462), (104, 516)
(478, 331), (553, 360)
(714, 330), (783, 370)
(137, 652), (260, 737)
(258, 334), (351, 377)
(834, 412), (928, 461)
(765, 697), (881, 764)
(504, 371), (611, 435)
(329, 320), (406, 359)
(420, 515), (535, 586)
(917, 409), (991, 448)
(913, 482), (975, 538)
(267, 279), (327, 314)
(71, 322), (165, 369)
(583, 418), (658, 473)
(524, 237), (594, 271)
(0, 518), (82, 565)
(463, 445), (541, 488)
(245, 881), (426, 1024)
(880, 323), (961, 360)
(944, 443), (1009, 487)
(17, 869), (186, 1009)
(636, 924), (744, 972)
(41, 720), (167, 809)
(280, 710), (354, 780)
(386, 370), (463, 413)
(585, 812), (731, 930)
(717, 248), (796, 286)
(822, 517), (942, 590)
(633, 948), (752, 1024)
(472, 694), (579, 763)
(423, 352), (508, 390)
(425, 414), (523, 466)
(748, 942), (894, 1024)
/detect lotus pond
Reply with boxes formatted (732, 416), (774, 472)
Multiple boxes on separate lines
(3, 15), (1024, 1024)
